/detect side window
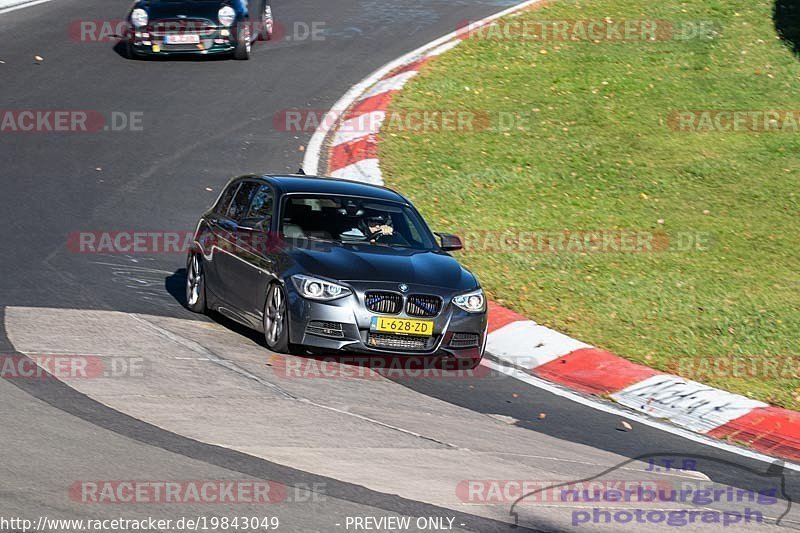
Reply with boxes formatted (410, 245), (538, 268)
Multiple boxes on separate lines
(226, 182), (259, 222)
(245, 185), (274, 223)
(214, 183), (240, 216)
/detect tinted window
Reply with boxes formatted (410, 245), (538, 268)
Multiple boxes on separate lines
(280, 195), (436, 250)
(245, 185), (274, 223)
(226, 182), (259, 222)
(214, 182), (239, 215)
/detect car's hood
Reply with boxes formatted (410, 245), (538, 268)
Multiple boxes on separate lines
(286, 244), (478, 292)
(137, 0), (235, 21)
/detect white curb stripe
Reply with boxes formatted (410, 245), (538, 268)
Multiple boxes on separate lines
(424, 40), (462, 58)
(331, 112), (385, 147)
(330, 159), (383, 185)
(611, 375), (768, 434)
(483, 360), (800, 471)
(360, 71), (419, 101)
(487, 320), (590, 368)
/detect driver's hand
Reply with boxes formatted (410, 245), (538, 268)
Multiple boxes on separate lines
(377, 224), (394, 236)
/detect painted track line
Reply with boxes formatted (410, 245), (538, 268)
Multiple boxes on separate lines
(0, 0), (57, 15)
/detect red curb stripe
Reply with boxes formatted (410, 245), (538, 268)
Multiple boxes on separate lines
(707, 407), (800, 462)
(329, 137), (379, 173)
(345, 91), (398, 122)
(534, 348), (661, 395)
(487, 301), (527, 332)
(385, 57), (431, 79)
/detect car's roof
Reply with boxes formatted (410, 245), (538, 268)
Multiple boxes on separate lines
(256, 175), (410, 203)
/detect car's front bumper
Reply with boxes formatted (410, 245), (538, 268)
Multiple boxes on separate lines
(285, 280), (488, 367)
(127, 22), (241, 56)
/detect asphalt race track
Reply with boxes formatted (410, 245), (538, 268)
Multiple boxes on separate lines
(1, 1), (800, 532)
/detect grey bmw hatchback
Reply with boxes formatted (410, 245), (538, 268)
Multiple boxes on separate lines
(187, 174), (487, 368)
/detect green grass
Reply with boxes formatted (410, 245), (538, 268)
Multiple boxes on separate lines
(380, 0), (800, 409)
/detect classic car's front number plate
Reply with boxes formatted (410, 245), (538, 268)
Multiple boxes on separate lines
(370, 317), (434, 337)
(165, 34), (201, 44)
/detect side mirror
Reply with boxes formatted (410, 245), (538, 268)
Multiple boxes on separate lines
(437, 233), (463, 252)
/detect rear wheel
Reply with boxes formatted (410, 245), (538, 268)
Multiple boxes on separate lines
(186, 254), (206, 313)
(233, 23), (251, 60)
(264, 284), (289, 352)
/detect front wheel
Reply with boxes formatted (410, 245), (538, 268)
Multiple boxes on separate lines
(263, 283), (290, 352)
(233, 24), (251, 60)
(186, 253), (206, 313)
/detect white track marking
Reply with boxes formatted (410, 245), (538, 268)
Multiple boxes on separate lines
(612, 375), (768, 434)
(487, 321), (590, 368)
(0, 0), (56, 15)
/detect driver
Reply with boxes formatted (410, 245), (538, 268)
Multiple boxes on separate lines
(359, 211), (409, 246)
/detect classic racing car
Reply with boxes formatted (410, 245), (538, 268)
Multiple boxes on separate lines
(125, 0), (273, 59)
(186, 175), (488, 368)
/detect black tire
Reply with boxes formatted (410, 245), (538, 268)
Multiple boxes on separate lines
(186, 253), (206, 313)
(263, 283), (290, 352)
(233, 23), (251, 60)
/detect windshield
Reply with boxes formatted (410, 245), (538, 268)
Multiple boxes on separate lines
(280, 195), (437, 250)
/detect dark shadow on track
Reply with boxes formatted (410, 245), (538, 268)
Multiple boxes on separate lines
(165, 268), (188, 307)
(775, 0), (800, 56)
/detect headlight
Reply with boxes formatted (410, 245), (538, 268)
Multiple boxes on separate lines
(291, 275), (351, 301)
(453, 289), (485, 313)
(218, 6), (236, 27)
(130, 8), (149, 28)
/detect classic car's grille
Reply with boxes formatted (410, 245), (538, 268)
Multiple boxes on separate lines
(151, 20), (217, 37)
(305, 321), (344, 339)
(367, 333), (432, 351)
(364, 292), (403, 314)
(160, 42), (210, 51)
(449, 333), (480, 349)
(406, 295), (442, 317)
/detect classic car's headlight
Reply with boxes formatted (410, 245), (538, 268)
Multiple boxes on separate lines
(218, 6), (236, 27)
(292, 275), (351, 301)
(453, 289), (486, 313)
(130, 8), (149, 28)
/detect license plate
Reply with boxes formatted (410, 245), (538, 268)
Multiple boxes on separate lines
(165, 34), (200, 44)
(370, 317), (434, 337)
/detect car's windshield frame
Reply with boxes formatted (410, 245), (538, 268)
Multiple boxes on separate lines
(279, 192), (438, 251)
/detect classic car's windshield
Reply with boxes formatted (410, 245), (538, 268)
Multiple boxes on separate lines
(280, 195), (437, 250)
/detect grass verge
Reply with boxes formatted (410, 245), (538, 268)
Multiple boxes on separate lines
(380, 0), (800, 408)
